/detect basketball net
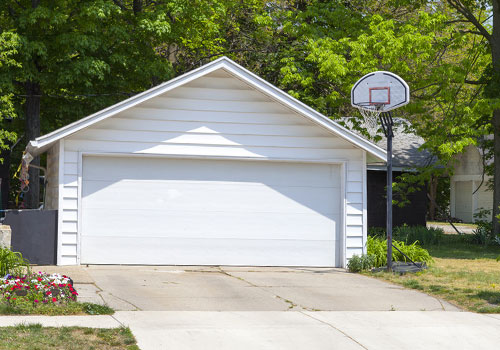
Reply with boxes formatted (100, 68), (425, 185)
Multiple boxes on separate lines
(356, 104), (384, 136)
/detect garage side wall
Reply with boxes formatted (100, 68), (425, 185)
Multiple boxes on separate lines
(56, 71), (369, 266)
(345, 152), (366, 261)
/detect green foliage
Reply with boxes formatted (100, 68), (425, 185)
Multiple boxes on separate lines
(369, 225), (444, 245)
(393, 225), (444, 245)
(472, 209), (500, 246)
(0, 247), (29, 277)
(367, 236), (388, 267)
(347, 254), (375, 273)
(367, 236), (433, 268)
(82, 302), (114, 315)
(0, 31), (19, 152)
(368, 226), (386, 237)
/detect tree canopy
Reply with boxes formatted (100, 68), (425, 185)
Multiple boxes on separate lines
(0, 0), (498, 232)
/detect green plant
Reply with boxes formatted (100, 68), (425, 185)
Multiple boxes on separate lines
(347, 254), (375, 273)
(392, 240), (433, 264)
(472, 209), (498, 246)
(368, 227), (386, 237)
(393, 225), (444, 246)
(367, 236), (433, 268)
(0, 247), (30, 277)
(82, 303), (114, 315)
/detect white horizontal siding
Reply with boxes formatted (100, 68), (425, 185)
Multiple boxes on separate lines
(73, 129), (351, 149)
(94, 118), (327, 136)
(120, 108), (309, 125)
(57, 141), (79, 265)
(65, 140), (361, 161)
(345, 158), (366, 259)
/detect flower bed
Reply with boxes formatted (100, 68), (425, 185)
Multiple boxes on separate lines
(0, 272), (78, 308)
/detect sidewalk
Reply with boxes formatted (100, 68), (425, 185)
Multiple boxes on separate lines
(1, 311), (499, 350)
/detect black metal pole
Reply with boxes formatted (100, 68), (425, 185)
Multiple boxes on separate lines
(386, 113), (393, 272)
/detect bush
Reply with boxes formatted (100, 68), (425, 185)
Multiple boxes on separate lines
(347, 254), (375, 272)
(368, 227), (386, 237)
(393, 225), (444, 246)
(472, 209), (499, 246)
(0, 247), (30, 277)
(367, 236), (433, 268)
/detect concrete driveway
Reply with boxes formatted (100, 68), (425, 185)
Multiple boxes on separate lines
(42, 265), (459, 312)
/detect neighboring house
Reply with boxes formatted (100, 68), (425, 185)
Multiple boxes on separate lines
(450, 144), (493, 223)
(24, 57), (385, 267)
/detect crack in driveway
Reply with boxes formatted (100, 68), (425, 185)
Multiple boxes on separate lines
(217, 267), (318, 311)
(300, 311), (369, 349)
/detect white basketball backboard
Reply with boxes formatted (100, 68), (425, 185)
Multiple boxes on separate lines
(351, 71), (409, 112)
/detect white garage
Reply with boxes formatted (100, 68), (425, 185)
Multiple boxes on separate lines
(25, 57), (385, 267)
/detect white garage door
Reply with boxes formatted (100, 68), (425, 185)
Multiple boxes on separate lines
(81, 156), (341, 266)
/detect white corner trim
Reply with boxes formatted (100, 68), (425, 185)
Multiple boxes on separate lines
(25, 57), (386, 161)
(56, 139), (65, 266)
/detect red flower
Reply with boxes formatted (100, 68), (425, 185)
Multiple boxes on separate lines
(52, 297), (57, 302)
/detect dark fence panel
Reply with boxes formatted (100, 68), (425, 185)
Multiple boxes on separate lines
(4, 210), (58, 265)
(367, 170), (427, 228)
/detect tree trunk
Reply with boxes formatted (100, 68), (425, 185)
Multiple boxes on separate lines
(428, 175), (438, 221)
(133, 0), (142, 15)
(24, 81), (41, 209)
(493, 110), (500, 235)
(492, 0), (500, 235)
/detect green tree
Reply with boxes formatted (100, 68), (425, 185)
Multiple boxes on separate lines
(0, 31), (19, 152)
(440, 0), (500, 233)
(0, 0), (234, 208)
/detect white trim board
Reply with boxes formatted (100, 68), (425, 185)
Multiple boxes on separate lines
(26, 57), (386, 162)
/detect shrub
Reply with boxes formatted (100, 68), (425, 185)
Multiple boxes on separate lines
(368, 227), (386, 237)
(367, 236), (433, 268)
(0, 247), (30, 277)
(472, 209), (500, 246)
(393, 225), (443, 246)
(347, 254), (375, 273)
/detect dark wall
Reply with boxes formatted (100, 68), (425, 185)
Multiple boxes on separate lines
(367, 170), (427, 228)
(4, 209), (58, 265)
(0, 148), (11, 211)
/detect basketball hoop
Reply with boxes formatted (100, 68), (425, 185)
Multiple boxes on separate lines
(351, 71), (409, 135)
(354, 102), (385, 135)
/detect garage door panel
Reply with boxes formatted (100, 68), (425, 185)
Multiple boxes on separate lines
(83, 156), (341, 188)
(82, 208), (338, 240)
(81, 236), (338, 267)
(81, 156), (341, 266)
(83, 180), (341, 214)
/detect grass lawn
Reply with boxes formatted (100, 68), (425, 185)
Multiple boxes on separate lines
(0, 324), (139, 350)
(368, 240), (500, 313)
(0, 302), (114, 316)
(427, 221), (477, 228)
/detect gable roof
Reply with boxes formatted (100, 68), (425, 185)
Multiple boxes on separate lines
(342, 117), (435, 170)
(26, 56), (386, 161)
